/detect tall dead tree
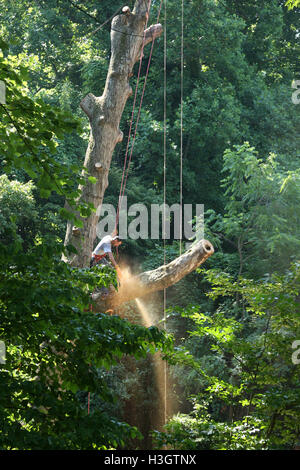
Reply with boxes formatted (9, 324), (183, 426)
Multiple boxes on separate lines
(63, 0), (214, 304)
(63, 1), (162, 268)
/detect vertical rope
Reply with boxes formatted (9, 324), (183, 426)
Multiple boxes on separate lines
(179, 0), (184, 256)
(163, 0), (167, 427)
(119, 0), (163, 216)
(115, 0), (152, 230)
(115, 0), (164, 232)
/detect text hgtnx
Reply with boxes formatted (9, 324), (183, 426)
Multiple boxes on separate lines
(96, 198), (204, 244)
(148, 454), (196, 465)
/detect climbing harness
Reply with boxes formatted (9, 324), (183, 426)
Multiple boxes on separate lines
(93, 254), (106, 262)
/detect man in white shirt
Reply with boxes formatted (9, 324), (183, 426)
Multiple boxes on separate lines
(90, 234), (122, 270)
(90, 233), (123, 306)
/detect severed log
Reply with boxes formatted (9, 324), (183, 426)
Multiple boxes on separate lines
(91, 239), (214, 312)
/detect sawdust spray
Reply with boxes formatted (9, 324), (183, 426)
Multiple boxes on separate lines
(118, 262), (173, 430)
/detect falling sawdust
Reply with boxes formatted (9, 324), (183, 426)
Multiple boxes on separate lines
(117, 263), (156, 328)
(117, 263), (173, 428)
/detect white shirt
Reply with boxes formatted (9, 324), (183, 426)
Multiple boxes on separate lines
(92, 235), (113, 256)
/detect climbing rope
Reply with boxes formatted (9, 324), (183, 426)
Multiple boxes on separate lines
(115, 0), (164, 231)
(163, 0), (184, 425)
(179, 0), (184, 256)
(163, 0), (167, 426)
(115, 0), (151, 230)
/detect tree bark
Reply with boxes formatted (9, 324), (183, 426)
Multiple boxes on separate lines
(91, 239), (214, 312)
(63, 1), (162, 267)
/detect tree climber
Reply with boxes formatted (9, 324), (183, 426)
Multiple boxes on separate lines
(90, 232), (123, 280)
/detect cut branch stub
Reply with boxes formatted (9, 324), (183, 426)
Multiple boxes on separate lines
(122, 6), (131, 15)
(95, 162), (103, 171)
(80, 93), (96, 119)
(72, 226), (81, 237)
(144, 24), (163, 47)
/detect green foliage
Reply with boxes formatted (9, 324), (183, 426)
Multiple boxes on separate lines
(286, 0), (300, 9)
(154, 411), (266, 450)
(1, 0), (299, 237)
(204, 143), (300, 277)
(0, 229), (173, 449)
(156, 264), (300, 449)
(0, 175), (37, 247)
(0, 164), (173, 450)
(0, 41), (94, 222)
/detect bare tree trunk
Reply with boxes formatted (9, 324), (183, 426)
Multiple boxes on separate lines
(92, 239), (214, 312)
(63, 1), (162, 267)
(62, 2), (214, 298)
